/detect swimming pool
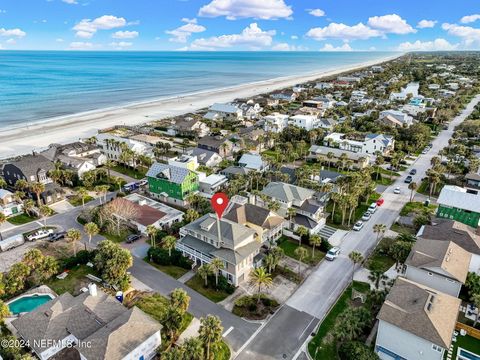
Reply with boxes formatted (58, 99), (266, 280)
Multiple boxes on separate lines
(459, 348), (480, 360)
(7, 294), (55, 314)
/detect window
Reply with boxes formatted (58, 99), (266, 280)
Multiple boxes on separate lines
(431, 344), (442, 352)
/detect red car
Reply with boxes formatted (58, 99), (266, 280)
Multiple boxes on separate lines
(376, 198), (385, 206)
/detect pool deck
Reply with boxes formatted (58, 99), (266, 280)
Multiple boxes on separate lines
(6, 285), (57, 310)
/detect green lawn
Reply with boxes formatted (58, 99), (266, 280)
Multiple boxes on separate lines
(144, 257), (190, 279)
(7, 213), (38, 225)
(417, 179), (444, 197)
(308, 281), (370, 360)
(400, 201), (436, 216)
(185, 274), (231, 303)
(216, 341), (231, 360)
(111, 165), (146, 179)
(445, 334), (480, 360)
(278, 238), (325, 266)
(45, 265), (96, 295)
(68, 195), (94, 207)
(101, 229), (133, 243)
(134, 293), (193, 335)
(366, 252), (396, 272)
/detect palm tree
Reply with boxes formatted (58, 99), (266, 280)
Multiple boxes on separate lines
(161, 235), (177, 257)
(94, 185), (109, 204)
(146, 225), (157, 248)
(309, 235), (322, 258)
(39, 205), (53, 227)
(199, 315), (223, 360)
(210, 258), (224, 287)
(348, 251), (364, 282)
(84, 222), (99, 244)
(368, 269), (388, 290)
(113, 176), (124, 192)
(15, 179), (28, 192)
(198, 264), (213, 287)
(287, 207), (296, 230)
(373, 224), (387, 242)
(22, 199), (35, 217)
(408, 181), (417, 202)
(0, 213), (6, 241)
(29, 181), (45, 207)
(77, 187), (89, 207)
(66, 228), (82, 256)
(294, 247), (308, 272)
(104, 159), (116, 178)
(0, 178), (6, 189)
(249, 267), (273, 302)
(375, 156), (384, 180)
(170, 288), (190, 314)
(295, 226), (308, 246)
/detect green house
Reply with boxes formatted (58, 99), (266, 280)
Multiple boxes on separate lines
(437, 185), (480, 228)
(146, 163), (199, 206)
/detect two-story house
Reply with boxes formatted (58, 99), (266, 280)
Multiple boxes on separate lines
(188, 148), (223, 168)
(464, 173), (480, 195)
(289, 114), (320, 131)
(378, 110), (414, 128)
(375, 277), (460, 360)
(263, 113), (290, 133)
(204, 103), (243, 122)
(146, 162), (199, 207)
(197, 136), (233, 158)
(404, 239), (471, 297)
(95, 133), (153, 165)
(324, 132), (395, 156)
(0, 189), (23, 217)
(177, 214), (261, 286)
(309, 145), (371, 169)
(260, 182), (328, 234)
(2, 154), (64, 205)
(223, 203), (286, 245)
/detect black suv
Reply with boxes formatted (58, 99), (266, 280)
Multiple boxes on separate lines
(126, 234), (141, 243)
(404, 175), (413, 183)
(48, 231), (66, 242)
(410, 169), (417, 175)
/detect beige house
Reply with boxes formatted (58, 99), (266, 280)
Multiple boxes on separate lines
(177, 214), (261, 286)
(309, 145), (370, 169)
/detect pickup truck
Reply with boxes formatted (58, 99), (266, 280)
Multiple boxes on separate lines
(26, 228), (54, 241)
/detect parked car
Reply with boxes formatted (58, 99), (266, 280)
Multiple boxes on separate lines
(139, 179), (148, 186)
(325, 247), (341, 261)
(410, 169), (417, 175)
(368, 202), (378, 214)
(361, 211), (372, 221)
(376, 198), (385, 206)
(126, 234), (141, 243)
(353, 221), (364, 231)
(27, 228), (54, 241)
(394, 187), (401, 194)
(48, 231), (66, 242)
(422, 148), (428, 154)
(404, 175), (413, 183)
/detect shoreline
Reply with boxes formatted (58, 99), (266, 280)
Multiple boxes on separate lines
(0, 53), (402, 159)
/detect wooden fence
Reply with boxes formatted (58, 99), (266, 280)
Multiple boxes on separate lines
(456, 322), (480, 340)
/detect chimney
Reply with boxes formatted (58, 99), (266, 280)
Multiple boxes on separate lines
(88, 283), (97, 297)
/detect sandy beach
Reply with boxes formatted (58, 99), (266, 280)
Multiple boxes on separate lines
(0, 54), (401, 159)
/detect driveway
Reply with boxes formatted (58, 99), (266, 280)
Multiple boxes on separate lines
(235, 94), (480, 359)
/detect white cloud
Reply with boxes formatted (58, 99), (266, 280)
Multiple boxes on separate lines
(56, 38), (64, 42)
(397, 38), (458, 51)
(306, 22), (381, 41)
(320, 43), (352, 51)
(442, 23), (480, 46)
(6, 38), (16, 44)
(112, 30), (138, 39)
(367, 14), (416, 34)
(0, 28), (26, 38)
(166, 18), (206, 43)
(460, 14), (480, 24)
(62, 0), (78, 4)
(417, 19), (437, 28)
(308, 9), (325, 17)
(189, 23), (275, 50)
(290, 35), (298, 40)
(69, 41), (94, 50)
(272, 42), (293, 51)
(198, 0), (292, 20)
(110, 41), (133, 49)
(73, 15), (127, 38)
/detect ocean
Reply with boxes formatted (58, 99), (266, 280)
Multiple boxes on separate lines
(0, 51), (395, 128)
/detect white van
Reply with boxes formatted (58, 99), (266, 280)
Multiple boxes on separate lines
(368, 202), (378, 214)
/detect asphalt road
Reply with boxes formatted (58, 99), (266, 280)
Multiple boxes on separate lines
(234, 94), (480, 360)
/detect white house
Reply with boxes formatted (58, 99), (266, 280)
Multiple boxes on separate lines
(404, 239), (471, 297)
(204, 103), (243, 121)
(238, 153), (268, 172)
(95, 133), (152, 165)
(168, 154), (199, 171)
(0, 189), (23, 217)
(270, 91), (297, 102)
(199, 174), (228, 196)
(289, 114), (320, 131)
(349, 90), (368, 103)
(324, 132), (395, 156)
(376, 277), (460, 360)
(188, 148), (223, 168)
(389, 82), (420, 101)
(263, 113), (290, 133)
(315, 82), (333, 90)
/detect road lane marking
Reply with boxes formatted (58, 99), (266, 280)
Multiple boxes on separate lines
(36, 221), (43, 227)
(223, 326), (234, 338)
(298, 317), (315, 339)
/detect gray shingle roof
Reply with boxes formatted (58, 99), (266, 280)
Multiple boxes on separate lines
(377, 277), (460, 349)
(7, 154), (54, 177)
(261, 182), (315, 203)
(12, 289), (161, 359)
(146, 162), (191, 184)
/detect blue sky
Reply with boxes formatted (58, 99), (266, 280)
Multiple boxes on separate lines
(1, 0), (480, 51)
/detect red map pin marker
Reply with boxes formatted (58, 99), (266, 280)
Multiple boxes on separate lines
(211, 192), (229, 218)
